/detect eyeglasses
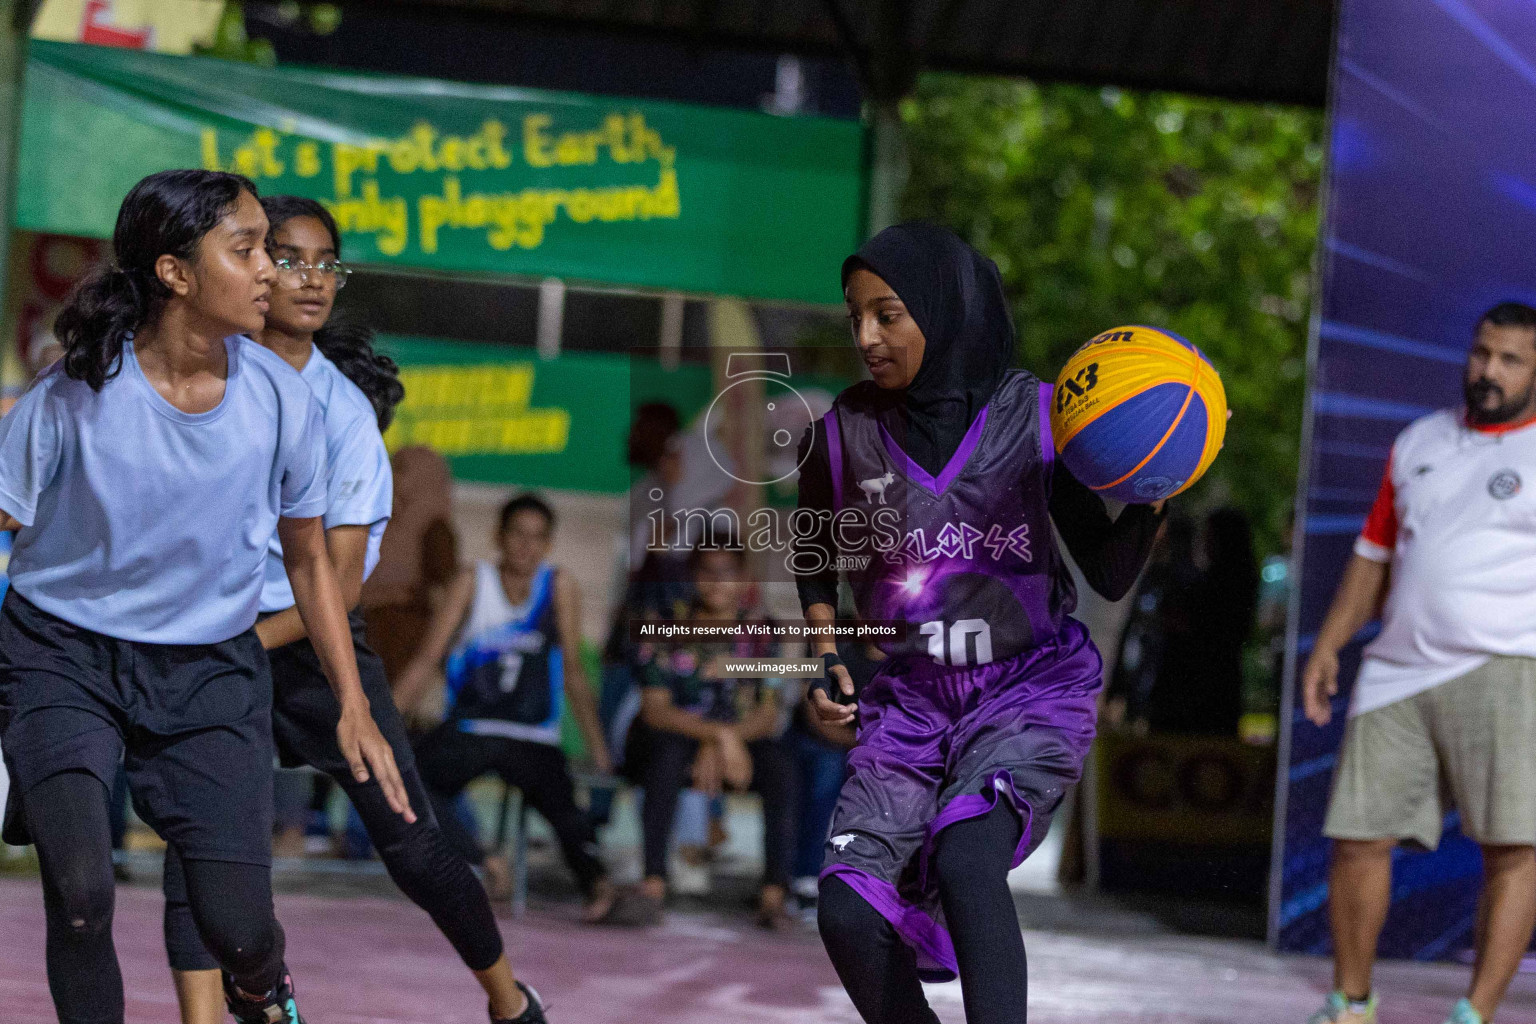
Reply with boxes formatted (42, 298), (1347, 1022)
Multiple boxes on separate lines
(273, 257), (351, 290)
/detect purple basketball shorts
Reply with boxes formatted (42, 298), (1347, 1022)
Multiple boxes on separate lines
(820, 617), (1102, 980)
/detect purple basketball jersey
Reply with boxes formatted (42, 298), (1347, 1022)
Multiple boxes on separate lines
(823, 370), (1073, 668)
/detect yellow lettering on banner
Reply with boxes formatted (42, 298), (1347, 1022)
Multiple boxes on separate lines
(603, 113), (637, 163)
(325, 180), (408, 256)
(388, 137), (420, 175)
(555, 132), (598, 167)
(252, 128), (285, 177)
(523, 114), (554, 168)
(294, 142), (322, 178)
(631, 113), (676, 167)
(416, 162), (679, 253)
(386, 365), (568, 457)
(520, 111), (672, 169)
(333, 141), (384, 199)
(391, 412), (571, 456)
(411, 123), (440, 172)
(483, 120), (513, 169)
(200, 129), (221, 172)
(502, 365), (534, 407)
(200, 128), (288, 179)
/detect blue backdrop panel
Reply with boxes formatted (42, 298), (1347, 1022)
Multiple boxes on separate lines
(1277, 0), (1536, 957)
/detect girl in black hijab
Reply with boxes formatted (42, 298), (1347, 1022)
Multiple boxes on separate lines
(796, 223), (1166, 1024)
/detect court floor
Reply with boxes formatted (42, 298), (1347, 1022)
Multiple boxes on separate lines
(4, 876), (1534, 1023)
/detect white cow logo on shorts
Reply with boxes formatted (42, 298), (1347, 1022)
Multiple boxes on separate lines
(830, 833), (858, 852)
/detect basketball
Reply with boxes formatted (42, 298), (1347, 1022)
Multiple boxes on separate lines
(1049, 325), (1227, 503)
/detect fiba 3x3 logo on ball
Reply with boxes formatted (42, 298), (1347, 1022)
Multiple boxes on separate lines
(1050, 325), (1227, 504)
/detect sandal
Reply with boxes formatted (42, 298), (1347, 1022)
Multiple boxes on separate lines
(594, 889), (664, 927)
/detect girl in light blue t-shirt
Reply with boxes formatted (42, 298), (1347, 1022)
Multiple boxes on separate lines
(0, 170), (411, 1024)
(157, 195), (547, 1024)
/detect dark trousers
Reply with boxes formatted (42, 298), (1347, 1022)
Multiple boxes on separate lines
(414, 723), (606, 897)
(631, 726), (794, 889)
(787, 724), (846, 878)
(163, 619), (507, 975)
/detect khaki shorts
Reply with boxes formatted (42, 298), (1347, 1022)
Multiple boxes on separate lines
(1324, 656), (1536, 850)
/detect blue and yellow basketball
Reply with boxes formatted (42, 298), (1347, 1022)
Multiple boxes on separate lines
(1050, 325), (1226, 504)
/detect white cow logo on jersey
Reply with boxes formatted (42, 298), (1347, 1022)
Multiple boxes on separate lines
(859, 472), (895, 504)
(1489, 469), (1522, 500)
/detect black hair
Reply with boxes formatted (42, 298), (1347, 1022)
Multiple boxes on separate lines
(261, 194), (405, 431)
(687, 528), (746, 572)
(627, 402), (681, 469)
(1479, 301), (1536, 335)
(55, 169), (258, 391)
(499, 491), (556, 534)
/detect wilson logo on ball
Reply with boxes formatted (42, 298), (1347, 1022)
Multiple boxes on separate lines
(1049, 325), (1226, 504)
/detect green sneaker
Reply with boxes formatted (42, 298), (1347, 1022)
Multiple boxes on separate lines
(1308, 991), (1378, 1024)
(1443, 998), (1484, 1024)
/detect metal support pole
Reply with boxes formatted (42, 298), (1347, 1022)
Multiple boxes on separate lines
(535, 276), (564, 360)
(658, 291), (684, 371)
(866, 100), (908, 236)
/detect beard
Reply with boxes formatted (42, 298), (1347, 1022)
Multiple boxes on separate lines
(1466, 377), (1535, 425)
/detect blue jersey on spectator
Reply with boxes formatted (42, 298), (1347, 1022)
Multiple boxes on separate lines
(445, 560), (564, 746)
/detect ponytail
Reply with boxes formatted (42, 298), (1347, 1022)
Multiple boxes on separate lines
(315, 316), (405, 431)
(55, 266), (154, 390)
(55, 169), (257, 391)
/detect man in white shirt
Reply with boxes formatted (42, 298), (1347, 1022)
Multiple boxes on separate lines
(1302, 303), (1536, 1024)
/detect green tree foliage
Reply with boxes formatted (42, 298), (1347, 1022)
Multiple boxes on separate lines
(899, 76), (1324, 553)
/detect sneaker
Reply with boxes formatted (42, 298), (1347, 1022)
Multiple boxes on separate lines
(1443, 998), (1484, 1024)
(1308, 992), (1377, 1024)
(492, 981), (548, 1023)
(223, 967), (304, 1024)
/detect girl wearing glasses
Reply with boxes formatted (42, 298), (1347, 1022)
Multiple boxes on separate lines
(160, 195), (547, 1024)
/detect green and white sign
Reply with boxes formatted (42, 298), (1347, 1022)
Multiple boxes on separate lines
(17, 41), (865, 304)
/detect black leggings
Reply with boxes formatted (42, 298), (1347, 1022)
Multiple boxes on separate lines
(28, 770), (285, 1024)
(164, 754), (505, 973)
(414, 725), (607, 897)
(818, 801), (1027, 1024)
(632, 727), (794, 888)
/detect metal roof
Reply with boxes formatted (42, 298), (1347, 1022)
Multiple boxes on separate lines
(339, 0), (1336, 106)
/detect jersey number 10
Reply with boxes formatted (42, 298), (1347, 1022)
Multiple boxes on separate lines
(918, 618), (994, 667)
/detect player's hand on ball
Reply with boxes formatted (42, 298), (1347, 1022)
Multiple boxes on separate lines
(338, 704), (416, 822)
(1302, 648), (1340, 728)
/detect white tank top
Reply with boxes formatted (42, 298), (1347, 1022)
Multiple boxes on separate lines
(444, 560), (563, 745)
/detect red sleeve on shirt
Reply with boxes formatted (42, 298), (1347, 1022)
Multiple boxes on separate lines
(1360, 455), (1397, 550)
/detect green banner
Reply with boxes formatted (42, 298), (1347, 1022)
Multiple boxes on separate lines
(377, 336), (713, 493)
(17, 42), (865, 304)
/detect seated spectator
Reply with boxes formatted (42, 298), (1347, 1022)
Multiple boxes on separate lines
(602, 539), (795, 929)
(394, 493), (616, 920)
